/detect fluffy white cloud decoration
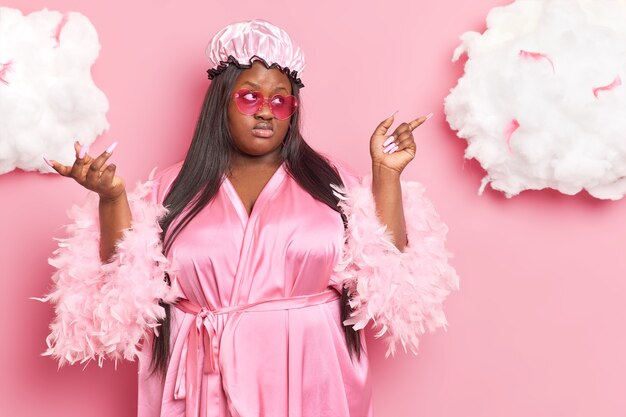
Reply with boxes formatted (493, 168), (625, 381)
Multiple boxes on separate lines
(445, 0), (626, 199)
(0, 7), (108, 175)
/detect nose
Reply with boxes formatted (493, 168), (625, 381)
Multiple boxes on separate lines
(255, 100), (273, 120)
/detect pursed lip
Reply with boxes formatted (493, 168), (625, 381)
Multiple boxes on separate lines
(251, 122), (274, 138)
(253, 122), (273, 131)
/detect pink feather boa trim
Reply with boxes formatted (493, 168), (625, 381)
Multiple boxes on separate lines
(36, 176), (175, 367)
(333, 177), (459, 357)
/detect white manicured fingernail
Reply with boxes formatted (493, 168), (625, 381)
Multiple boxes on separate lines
(425, 112), (434, 120)
(383, 142), (396, 154)
(105, 142), (118, 154)
(388, 110), (398, 119)
(383, 136), (395, 147)
(43, 156), (53, 167)
(389, 144), (400, 154)
(78, 146), (88, 159)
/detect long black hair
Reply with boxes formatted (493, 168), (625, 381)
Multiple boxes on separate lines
(151, 64), (361, 375)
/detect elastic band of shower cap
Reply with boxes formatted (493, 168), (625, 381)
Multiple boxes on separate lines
(205, 20), (306, 88)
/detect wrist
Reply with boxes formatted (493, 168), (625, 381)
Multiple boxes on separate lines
(99, 190), (127, 205)
(372, 163), (402, 181)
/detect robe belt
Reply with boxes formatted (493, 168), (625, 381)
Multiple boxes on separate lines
(172, 289), (340, 417)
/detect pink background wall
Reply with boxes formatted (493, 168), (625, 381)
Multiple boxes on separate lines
(2, 0), (626, 416)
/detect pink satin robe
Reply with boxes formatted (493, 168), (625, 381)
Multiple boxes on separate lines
(137, 161), (373, 417)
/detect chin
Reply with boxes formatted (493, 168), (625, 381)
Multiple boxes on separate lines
(238, 144), (282, 157)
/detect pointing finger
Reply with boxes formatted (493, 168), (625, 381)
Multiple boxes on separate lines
(374, 110), (399, 137)
(407, 112), (434, 131)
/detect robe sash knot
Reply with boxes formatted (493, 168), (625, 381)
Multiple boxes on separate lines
(173, 289), (340, 417)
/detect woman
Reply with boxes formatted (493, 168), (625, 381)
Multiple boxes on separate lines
(42, 20), (457, 417)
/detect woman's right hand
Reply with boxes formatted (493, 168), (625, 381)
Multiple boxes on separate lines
(45, 141), (126, 201)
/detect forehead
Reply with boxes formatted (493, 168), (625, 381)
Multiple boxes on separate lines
(234, 61), (292, 94)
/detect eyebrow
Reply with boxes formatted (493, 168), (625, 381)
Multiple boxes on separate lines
(241, 81), (289, 94)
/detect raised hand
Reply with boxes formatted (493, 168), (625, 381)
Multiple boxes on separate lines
(370, 113), (433, 175)
(44, 141), (125, 201)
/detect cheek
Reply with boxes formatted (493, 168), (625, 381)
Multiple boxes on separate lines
(227, 106), (246, 135)
(275, 120), (291, 139)
(227, 103), (237, 127)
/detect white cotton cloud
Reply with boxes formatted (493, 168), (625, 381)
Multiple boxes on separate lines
(444, 0), (626, 199)
(0, 7), (108, 175)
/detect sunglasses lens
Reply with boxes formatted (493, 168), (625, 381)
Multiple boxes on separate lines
(234, 90), (261, 115)
(270, 95), (298, 120)
(233, 90), (298, 120)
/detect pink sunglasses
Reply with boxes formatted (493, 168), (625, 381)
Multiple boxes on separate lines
(232, 89), (298, 120)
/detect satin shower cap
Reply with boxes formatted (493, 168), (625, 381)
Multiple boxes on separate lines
(206, 20), (306, 88)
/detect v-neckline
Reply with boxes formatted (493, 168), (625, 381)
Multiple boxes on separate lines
(222, 162), (286, 227)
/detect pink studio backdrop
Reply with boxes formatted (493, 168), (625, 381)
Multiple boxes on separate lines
(2, 0), (625, 416)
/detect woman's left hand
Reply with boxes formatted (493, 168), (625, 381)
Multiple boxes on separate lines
(369, 113), (432, 175)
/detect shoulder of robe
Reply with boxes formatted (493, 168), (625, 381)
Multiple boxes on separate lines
(320, 153), (361, 189)
(152, 161), (184, 204)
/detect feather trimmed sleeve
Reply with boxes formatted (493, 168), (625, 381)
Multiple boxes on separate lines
(36, 172), (176, 367)
(332, 175), (459, 357)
